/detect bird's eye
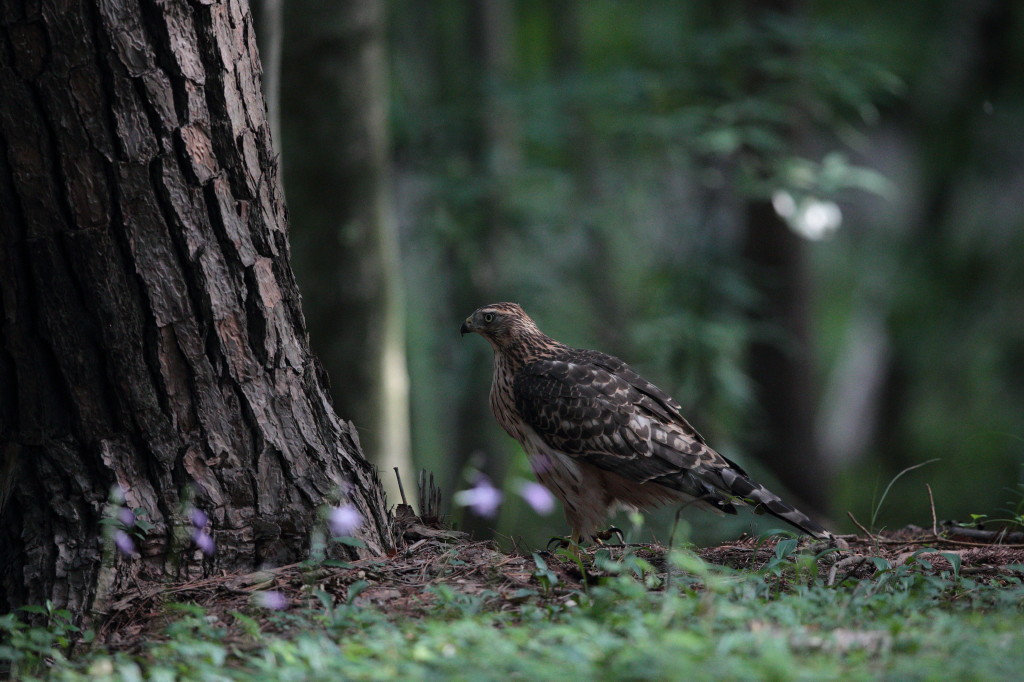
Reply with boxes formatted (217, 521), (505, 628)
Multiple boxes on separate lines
(483, 313), (495, 323)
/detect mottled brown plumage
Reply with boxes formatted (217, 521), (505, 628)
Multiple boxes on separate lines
(461, 302), (832, 542)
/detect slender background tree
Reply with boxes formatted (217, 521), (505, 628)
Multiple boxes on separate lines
(280, 0), (412, 505)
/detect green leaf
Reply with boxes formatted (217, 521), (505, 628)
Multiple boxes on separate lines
(941, 553), (962, 578)
(0, 644), (22, 660)
(322, 559), (353, 568)
(509, 588), (538, 600)
(314, 589), (335, 611)
(18, 605), (47, 615)
(0, 614), (21, 630)
(347, 580), (369, 602)
(774, 538), (798, 561)
(334, 536), (366, 548)
(229, 611), (261, 638)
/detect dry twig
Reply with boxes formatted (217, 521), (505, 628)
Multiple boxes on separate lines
(847, 511), (875, 540)
(927, 484), (939, 537)
(827, 555), (871, 587)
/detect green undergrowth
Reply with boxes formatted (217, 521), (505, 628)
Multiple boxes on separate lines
(3, 548), (1024, 681)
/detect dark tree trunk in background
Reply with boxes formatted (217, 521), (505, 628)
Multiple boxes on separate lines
(448, 0), (520, 537)
(551, 0), (628, 353)
(282, 0), (411, 505)
(0, 0), (391, 617)
(742, 203), (828, 513)
(739, 0), (829, 516)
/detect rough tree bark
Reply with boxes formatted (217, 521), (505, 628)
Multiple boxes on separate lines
(0, 0), (391, 617)
(281, 0), (411, 505)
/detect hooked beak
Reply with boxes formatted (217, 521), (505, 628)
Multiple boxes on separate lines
(460, 317), (473, 336)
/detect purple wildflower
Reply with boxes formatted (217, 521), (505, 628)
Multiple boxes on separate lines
(189, 508), (209, 529)
(518, 481), (555, 515)
(193, 530), (215, 556)
(114, 530), (135, 556)
(329, 504), (363, 537)
(118, 507), (136, 527)
(454, 476), (503, 518)
(255, 590), (288, 610)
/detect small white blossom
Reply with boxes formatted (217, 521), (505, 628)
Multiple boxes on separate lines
(114, 530), (135, 556)
(118, 508), (136, 527)
(518, 481), (555, 515)
(255, 590), (288, 610)
(329, 504), (363, 537)
(189, 508), (209, 529)
(193, 530), (215, 556)
(454, 477), (503, 518)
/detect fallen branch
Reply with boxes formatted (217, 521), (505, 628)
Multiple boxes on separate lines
(940, 524), (1024, 544)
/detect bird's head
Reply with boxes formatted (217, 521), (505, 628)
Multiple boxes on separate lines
(460, 302), (541, 351)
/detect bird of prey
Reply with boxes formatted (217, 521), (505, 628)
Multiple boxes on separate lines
(461, 302), (832, 544)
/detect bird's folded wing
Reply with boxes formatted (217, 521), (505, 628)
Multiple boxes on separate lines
(512, 352), (742, 504)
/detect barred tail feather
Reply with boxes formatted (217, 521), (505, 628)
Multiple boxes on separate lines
(720, 467), (832, 539)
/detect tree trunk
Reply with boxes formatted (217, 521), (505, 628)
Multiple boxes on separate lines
(0, 0), (391, 618)
(281, 0), (412, 506)
(742, 202), (828, 513)
(737, 0), (829, 516)
(447, 0), (520, 538)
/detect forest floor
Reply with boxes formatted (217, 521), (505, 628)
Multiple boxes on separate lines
(93, 518), (1024, 652)
(9, 511), (1024, 679)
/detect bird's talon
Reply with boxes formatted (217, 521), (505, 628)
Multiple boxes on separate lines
(807, 535), (850, 562)
(592, 526), (625, 545)
(546, 535), (572, 551)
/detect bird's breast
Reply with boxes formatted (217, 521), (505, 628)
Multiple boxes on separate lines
(490, 355), (524, 441)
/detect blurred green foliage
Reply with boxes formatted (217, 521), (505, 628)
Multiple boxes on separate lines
(285, 0), (1024, 543)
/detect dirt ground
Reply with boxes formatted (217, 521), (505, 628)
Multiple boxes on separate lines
(93, 511), (1024, 652)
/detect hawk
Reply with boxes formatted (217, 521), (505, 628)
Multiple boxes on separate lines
(461, 302), (832, 544)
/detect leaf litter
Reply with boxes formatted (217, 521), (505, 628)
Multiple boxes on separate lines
(91, 509), (1024, 654)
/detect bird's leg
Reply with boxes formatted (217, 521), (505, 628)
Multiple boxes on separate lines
(547, 530), (588, 562)
(564, 530), (586, 563)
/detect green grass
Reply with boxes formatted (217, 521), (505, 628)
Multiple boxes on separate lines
(4, 550), (1023, 681)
